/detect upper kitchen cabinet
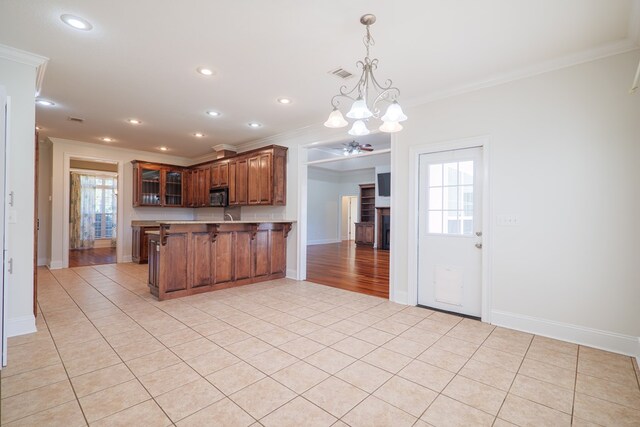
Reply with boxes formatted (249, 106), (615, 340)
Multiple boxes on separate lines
(210, 161), (229, 188)
(230, 146), (286, 206)
(132, 161), (185, 207)
(132, 145), (287, 208)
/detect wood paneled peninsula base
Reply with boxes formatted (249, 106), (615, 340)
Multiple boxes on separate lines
(147, 221), (294, 300)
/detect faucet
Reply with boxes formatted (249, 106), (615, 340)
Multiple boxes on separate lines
(225, 213), (234, 221)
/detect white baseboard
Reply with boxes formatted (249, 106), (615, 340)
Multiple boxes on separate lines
(7, 315), (37, 337)
(121, 255), (132, 263)
(48, 260), (63, 270)
(392, 290), (408, 305)
(37, 257), (49, 266)
(307, 239), (340, 246)
(286, 268), (297, 280)
(492, 310), (640, 358)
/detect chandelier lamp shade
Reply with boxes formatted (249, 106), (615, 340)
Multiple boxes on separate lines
(324, 14), (407, 134)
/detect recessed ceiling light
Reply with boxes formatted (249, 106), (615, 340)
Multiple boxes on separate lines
(127, 119), (142, 125)
(60, 14), (93, 31)
(159, 147), (168, 151)
(193, 132), (205, 137)
(101, 137), (114, 142)
(36, 99), (55, 106)
(197, 67), (214, 76)
(206, 111), (221, 117)
(277, 98), (292, 104)
(248, 122), (262, 128)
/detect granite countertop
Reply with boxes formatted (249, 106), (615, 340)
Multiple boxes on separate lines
(131, 220), (162, 226)
(157, 220), (296, 224)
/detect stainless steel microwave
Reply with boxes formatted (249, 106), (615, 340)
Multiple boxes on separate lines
(209, 188), (228, 207)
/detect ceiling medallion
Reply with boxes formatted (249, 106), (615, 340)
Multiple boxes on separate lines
(324, 14), (407, 135)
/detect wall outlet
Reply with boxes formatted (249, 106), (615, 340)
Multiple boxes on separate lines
(497, 214), (519, 226)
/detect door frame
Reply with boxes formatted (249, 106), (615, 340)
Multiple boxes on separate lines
(62, 154), (122, 268)
(407, 135), (493, 323)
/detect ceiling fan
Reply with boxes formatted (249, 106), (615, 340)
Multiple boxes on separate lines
(339, 140), (374, 156)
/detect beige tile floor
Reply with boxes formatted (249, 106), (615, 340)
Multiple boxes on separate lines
(1, 264), (639, 426)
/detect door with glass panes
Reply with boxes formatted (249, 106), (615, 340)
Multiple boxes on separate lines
(418, 147), (483, 317)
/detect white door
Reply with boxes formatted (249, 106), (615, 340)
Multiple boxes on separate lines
(418, 147), (483, 317)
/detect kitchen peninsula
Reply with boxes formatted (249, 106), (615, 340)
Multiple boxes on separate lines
(147, 220), (293, 300)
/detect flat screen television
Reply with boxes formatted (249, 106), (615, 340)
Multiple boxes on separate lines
(377, 172), (391, 197)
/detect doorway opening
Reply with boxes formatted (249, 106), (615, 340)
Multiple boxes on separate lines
(341, 195), (358, 241)
(304, 134), (391, 298)
(68, 159), (118, 267)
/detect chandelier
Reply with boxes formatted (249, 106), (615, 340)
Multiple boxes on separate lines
(324, 14), (407, 135)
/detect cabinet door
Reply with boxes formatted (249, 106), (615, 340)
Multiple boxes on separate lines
(198, 168), (210, 207)
(254, 230), (270, 277)
(364, 224), (374, 244)
(235, 231), (252, 280)
(355, 224), (365, 243)
(214, 232), (234, 283)
(148, 237), (160, 292)
(247, 156), (260, 205)
(164, 170), (183, 207)
(219, 163), (229, 187)
(258, 153), (272, 204)
(270, 229), (286, 274)
(191, 232), (213, 288)
(272, 149), (286, 205)
(161, 233), (188, 293)
(132, 227), (141, 263)
(228, 162), (237, 205)
(235, 159), (248, 205)
(140, 167), (161, 206)
(132, 164), (140, 207)
(211, 164), (219, 188)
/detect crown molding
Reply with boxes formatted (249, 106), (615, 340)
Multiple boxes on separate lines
(405, 38), (640, 108)
(0, 44), (50, 96)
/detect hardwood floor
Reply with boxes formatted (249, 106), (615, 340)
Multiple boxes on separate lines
(306, 240), (389, 298)
(68, 247), (116, 267)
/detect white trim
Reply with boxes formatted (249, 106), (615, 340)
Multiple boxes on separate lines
(492, 310), (640, 358)
(405, 136), (492, 322)
(406, 40), (640, 109)
(6, 314), (36, 337)
(37, 257), (48, 266)
(286, 268), (297, 280)
(63, 152), (125, 268)
(307, 239), (341, 246)
(122, 255), (132, 263)
(296, 147), (308, 281)
(306, 149), (391, 167)
(0, 44), (48, 68)
(48, 260), (63, 270)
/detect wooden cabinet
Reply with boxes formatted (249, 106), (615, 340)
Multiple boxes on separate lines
(248, 152), (272, 204)
(132, 224), (160, 263)
(355, 183), (376, 246)
(229, 158), (248, 206)
(133, 145), (286, 208)
(186, 168), (210, 207)
(148, 222), (293, 300)
(211, 162), (229, 188)
(355, 222), (374, 246)
(132, 161), (185, 207)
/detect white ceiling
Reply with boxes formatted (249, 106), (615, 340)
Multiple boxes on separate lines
(307, 133), (390, 172)
(0, 1), (637, 158)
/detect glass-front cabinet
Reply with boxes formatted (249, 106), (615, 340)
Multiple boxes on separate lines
(164, 170), (183, 206)
(132, 161), (185, 207)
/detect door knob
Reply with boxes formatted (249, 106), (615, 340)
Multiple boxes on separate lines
(475, 243), (483, 249)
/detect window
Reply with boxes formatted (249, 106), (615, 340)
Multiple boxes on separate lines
(94, 176), (117, 239)
(427, 161), (474, 235)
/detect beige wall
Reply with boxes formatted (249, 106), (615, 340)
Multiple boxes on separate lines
(70, 159), (118, 172)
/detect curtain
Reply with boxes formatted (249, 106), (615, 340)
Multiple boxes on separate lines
(70, 173), (96, 249)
